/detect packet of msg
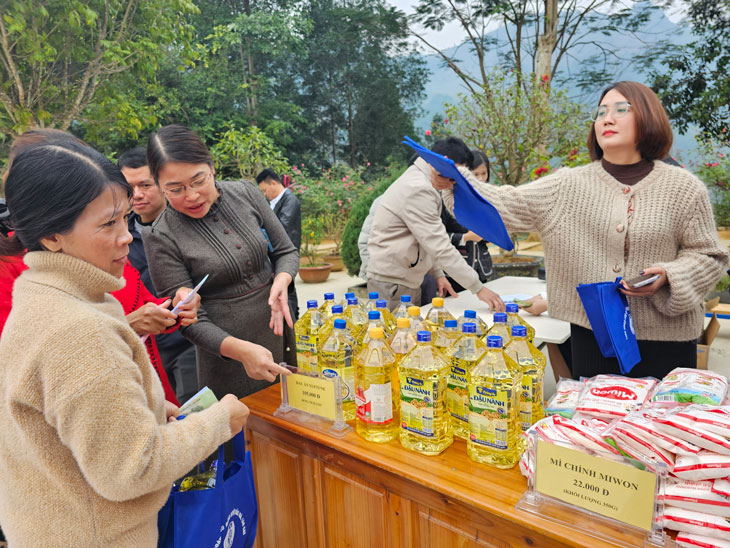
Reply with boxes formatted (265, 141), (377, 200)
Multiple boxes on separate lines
(653, 368), (728, 406)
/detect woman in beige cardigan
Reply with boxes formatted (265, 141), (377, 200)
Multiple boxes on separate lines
(445, 81), (729, 379)
(0, 139), (250, 547)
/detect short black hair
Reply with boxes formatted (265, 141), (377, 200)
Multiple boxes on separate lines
(255, 168), (281, 184)
(431, 137), (473, 167)
(147, 125), (213, 183)
(117, 147), (148, 170)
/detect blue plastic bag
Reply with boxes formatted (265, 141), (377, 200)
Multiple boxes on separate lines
(576, 278), (641, 375)
(402, 136), (514, 251)
(158, 431), (258, 548)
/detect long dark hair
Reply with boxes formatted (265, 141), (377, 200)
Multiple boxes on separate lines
(147, 125), (213, 183)
(0, 141), (132, 255)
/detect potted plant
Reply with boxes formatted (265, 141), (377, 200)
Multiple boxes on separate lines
(298, 216), (332, 283)
(322, 213), (347, 271)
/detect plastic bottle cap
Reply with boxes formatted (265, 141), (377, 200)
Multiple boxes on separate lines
(444, 319), (457, 328)
(493, 312), (507, 323)
(369, 327), (384, 339)
(324, 292), (335, 300)
(407, 306), (421, 316)
(368, 292), (379, 299)
(368, 310), (381, 320)
(487, 335), (503, 348)
(396, 317), (411, 329)
(375, 299), (388, 308)
(345, 292), (355, 299)
(464, 310), (476, 319)
(432, 297), (444, 307)
(347, 298), (358, 305)
(307, 300), (318, 309)
(417, 330), (431, 342)
(334, 319), (347, 329)
(332, 305), (344, 314)
(462, 322), (476, 333)
(506, 303), (519, 313)
(512, 325), (527, 337)
(400, 295), (411, 303)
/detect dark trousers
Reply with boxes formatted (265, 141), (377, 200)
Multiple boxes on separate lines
(570, 323), (696, 380)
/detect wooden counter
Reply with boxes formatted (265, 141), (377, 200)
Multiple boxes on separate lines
(243, 385), (647, 548)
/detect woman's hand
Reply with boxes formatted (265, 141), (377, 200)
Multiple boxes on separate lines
(268, 272), (293, 336)
(126, 299), (177, 335)
(220, 394), (250, 435)
(522, 294), (548, 316)
(436, 276), (458, 298)
(165, 401), (181, 423)
(477, 287), (505, 312)
(172, 286), (200, 326)
(619, 267), (667, 297)
(462, 231), (483, 243)
(221, 337), (292, 382)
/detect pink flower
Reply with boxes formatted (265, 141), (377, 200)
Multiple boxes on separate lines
(292, 166), (298, 171)
(342, 177), (347, 182)
(541, 74), (550, 83)
(425, 130), (431, 136)
(444, 118), (449, 124)
(720, 153), (725, 159)
(298, 189), (303, 194)
(367, 186), (373, 191)
(366, 162), (370, 166)
(347, 198), (351, 203)
(337, 200), (342, 206)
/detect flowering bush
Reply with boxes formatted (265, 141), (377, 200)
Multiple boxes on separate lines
(300, 216), (326, 266)
(694, 136), (730, 226)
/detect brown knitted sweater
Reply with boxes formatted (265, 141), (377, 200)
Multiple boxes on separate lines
(0, 252), (232, 547)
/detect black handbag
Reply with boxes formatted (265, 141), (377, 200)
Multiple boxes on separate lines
(465, 240), (493, 283)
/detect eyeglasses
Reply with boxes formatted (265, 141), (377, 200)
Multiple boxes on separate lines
(164, 171), (212, 197)
(590, 101), (632, 122)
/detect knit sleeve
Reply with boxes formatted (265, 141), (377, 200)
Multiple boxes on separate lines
(142, 226), (231, 355)
(651, 186), (729, 316)
(442, 167), (566, 234)
(45, 324), (232, 502)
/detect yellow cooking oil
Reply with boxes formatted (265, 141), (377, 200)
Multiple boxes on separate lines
(317, 304), (348, 350)
(375, 299), (396, 334)
(344, 297), (368, 342)
(358, 310), (387, 347)
(393, 294), (413, 319)
(365, 291), (380, 311)
(388, 317), (417, 362)
(319, 318), (356, 420)
(294, 299), (323, 375)
(355, 328), (399, 443)
(484, 312), (511, 343)
(425, 297), (455, 328)
(399, 330), (453, 455)
(318, 292), (337, 319)
(457, 310), (488, 337)
(433, 318), (462, 351)
(505, 303), (535, 342)
(407, 306), (431, 334)
(467, 335), (522, 468)
(445, 323), (487, 439)
(504, 325), (545, 431)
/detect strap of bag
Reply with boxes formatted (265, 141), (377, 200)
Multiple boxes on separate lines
(214, 431), (248, 487)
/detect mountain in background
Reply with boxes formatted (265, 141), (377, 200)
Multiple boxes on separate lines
(415, 3), (698, 156)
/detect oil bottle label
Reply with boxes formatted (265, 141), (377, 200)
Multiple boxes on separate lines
(446, 365), (469, 423)
(399, 373), (436, 437)
(520, 374), (534, 431)
(295, 333), (318, 373)
(469, 385), (511, 450)
(356, 383), (393, 424)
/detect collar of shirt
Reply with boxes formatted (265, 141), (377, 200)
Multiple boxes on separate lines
(269, 188), (286, 211)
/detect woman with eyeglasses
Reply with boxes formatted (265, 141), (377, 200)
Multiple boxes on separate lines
(142, 125), (295, 400)
(446, 81), (728, 379)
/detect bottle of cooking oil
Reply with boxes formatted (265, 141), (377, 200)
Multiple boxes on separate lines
(355, 327), (399, 443)
(179, 460), (218, 492)
(433, 319), (462, 351)
(457, 310), (487, 337)
(485, 312), (511, 343)
(467, 335), (522, 468)
(359, 310), (386, 347)
(319, 318), (356, 420)
(340, 291), (356, 308)
(375, 299), (396, 334)
(426, 297), (455, 328)
(505, 303), (535, 342)
(504, 325), (545, 431)
(294, 299), (323, 375)
(407, 306), (430, 334)
(446, 323), (487, 439)
(319, 292), (337, 319)
(344, 297), (368, 342)
(365, 292), (380, 311)
(317, 304), (348, 351)
(394, 294), (412, 319)
(388, 317), (416, 361)
(399, 331), (453, 455)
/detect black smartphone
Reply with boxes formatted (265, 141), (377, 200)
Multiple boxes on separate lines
(625, 273), (659, 288)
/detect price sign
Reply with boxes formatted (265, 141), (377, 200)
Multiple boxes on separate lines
(285, 373), (338, 422)
(535, 441), (657, 531)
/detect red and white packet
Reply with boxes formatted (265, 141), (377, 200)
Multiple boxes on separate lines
(660, 478), (730, 517)
(677, 532), (730, 548)
(659, 506), (730, 541)
(575, 375), (656, 420)
(674, 453), (730, 481)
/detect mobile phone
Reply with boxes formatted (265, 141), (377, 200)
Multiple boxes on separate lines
(625, 273), (659, 288)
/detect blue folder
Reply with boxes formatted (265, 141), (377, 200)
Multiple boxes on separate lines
(402, 136), (514, 251)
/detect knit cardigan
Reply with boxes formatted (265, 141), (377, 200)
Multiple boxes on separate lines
(0, 252), (232, 548)
(445, 160), (729, 341)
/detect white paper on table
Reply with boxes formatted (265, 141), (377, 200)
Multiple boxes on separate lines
(500, 294), (533, 302)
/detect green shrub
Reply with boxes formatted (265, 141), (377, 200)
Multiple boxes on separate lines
(341, 163), (405, 276)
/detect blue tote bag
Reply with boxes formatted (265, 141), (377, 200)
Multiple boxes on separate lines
(158, 431), (258, 548)
(576, 277), (641, 375)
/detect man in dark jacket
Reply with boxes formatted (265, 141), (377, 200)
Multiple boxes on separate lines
(256, 168), (301, 320)
(118, 147), (199, 404)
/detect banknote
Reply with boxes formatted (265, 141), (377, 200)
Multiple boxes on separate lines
(179, 386), (218, 415)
